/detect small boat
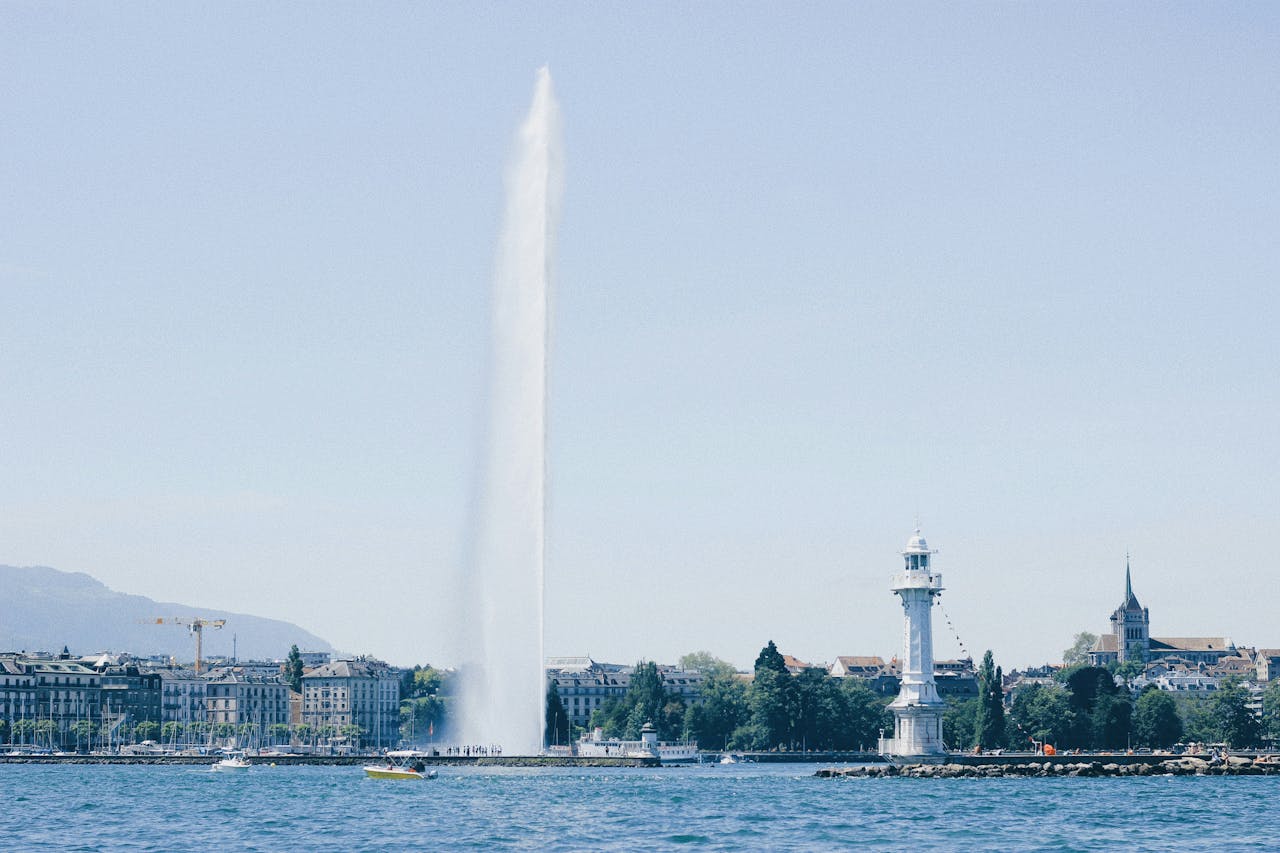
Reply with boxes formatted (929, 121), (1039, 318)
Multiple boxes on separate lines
(363, 751), (437, 780)
(720, 754), (737, 765)
(212, 751), (251, 771)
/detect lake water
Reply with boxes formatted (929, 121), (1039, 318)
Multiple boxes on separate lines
(2, 762), (1277, 851)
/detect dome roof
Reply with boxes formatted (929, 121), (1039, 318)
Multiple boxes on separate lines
(903, 529), (931, 554)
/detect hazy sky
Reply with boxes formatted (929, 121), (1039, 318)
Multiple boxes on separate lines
(3, 3), (1277, 670)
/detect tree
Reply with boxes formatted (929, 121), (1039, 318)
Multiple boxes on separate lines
(1132, 687), (1182, 748)
(12, 719), (34, 744)
(833, 679), (893, 751)
(1112, 657), (1145, 686)
(679, 651), (737, 680)
(133, 721), (160, 743)
(1006, 684), (1074, 750)
(1090, 691), (1133, 750)
(545, 680), (571, 747)
(402, 665), (445, 699)
(35, 719), (57, 748)
(683, 670), (748, 750)
(160, 721), (183, 745)
(791, 667), (834, 751)
(269, 723), (292, 746)
(974, 651), (1006, 750)
(285, 645), (305, 693)
(293, 723), (313, 744)
(71, 719), (96, 751)
(1263, 681), (1280, 747)
(1063, 632), (1098, 667)
(754, 641), (788, 676)
(1065, 666), (1126, 749)
(1210, 678), (1262, 748)
(944, 698), (979, 751)
(746, 666), (797, 750)
(339, 723), (365, 745)
(594, 661), (685, 741)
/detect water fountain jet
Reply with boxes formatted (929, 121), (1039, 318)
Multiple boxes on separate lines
(458, 67), (562, 756)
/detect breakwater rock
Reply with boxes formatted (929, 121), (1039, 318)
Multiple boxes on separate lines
(818, 757), (1280, 779)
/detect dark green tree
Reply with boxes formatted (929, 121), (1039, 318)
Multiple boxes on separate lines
(746, 666), (797, 750)
(792, 667), (831, 750)
(1006, 683), (1075, 750)
(1090, 691), (1133, 750)
(974, 651), (1006, 749)
(401, 694), (449, 743)
(683, 670), (748, 749)
(133, 721), (160, 743)
(1132, 687), (1183, 748)
(71, 719), (96, 750)
(1210, 677), (1262, 748)
(944, 698), (979, 751)
(594, 661), (686, 741)
(545, 680), (571, 747)
(285, 644), (305, 693)
(833, 678), (894, 751)
(1263, 681), (1280, 747)
(754, 641), (788, 676)
(1065, 665), (1125, 748)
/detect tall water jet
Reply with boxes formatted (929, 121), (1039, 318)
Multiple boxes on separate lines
(459, 67), (562, 754)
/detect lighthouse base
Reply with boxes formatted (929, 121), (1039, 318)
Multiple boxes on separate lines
(881, 701), (946, 761)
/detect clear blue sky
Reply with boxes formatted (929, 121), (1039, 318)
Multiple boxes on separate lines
(2, 3), (1277, 669)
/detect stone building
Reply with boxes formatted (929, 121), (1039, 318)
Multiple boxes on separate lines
(300, 658), (401, 748)
(546, 659), (705, 731)
(156, 668), (207, 731)
(547, 661), (630, 730)
(1255, 650), (1280, 682)
(205, 670), (290, 732)
(98, 663), (162, 740)
(0, 657), (37, 739)
(0, 651), (102, 749)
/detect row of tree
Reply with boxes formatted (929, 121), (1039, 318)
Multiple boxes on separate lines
(403, 648), (1280, 752)
(948, 659), (1280, 751)
(577, 642), (893, 751)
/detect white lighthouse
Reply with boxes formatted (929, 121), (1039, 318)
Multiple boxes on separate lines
(882, 529), (947, 760)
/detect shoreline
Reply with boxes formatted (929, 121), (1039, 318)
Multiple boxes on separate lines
(0, 753), (660, 767)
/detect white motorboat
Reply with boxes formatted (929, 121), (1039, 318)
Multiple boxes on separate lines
(212, 751), (251, 771)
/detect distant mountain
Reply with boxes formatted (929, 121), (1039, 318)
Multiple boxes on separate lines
(0, 564), (333, 662)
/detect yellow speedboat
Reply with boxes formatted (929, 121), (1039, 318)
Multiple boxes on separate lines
(363, 751), (437, 780)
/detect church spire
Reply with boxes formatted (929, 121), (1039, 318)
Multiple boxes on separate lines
(1122, 552), (1142, 610)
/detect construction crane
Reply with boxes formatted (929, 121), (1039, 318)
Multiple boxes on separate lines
(148, 617), (226, 674)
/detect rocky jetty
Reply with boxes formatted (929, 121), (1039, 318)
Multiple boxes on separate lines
(818, 757), (1280, 779)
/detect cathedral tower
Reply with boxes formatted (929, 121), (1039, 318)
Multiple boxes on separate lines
(1110, 557), (1150, 663)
